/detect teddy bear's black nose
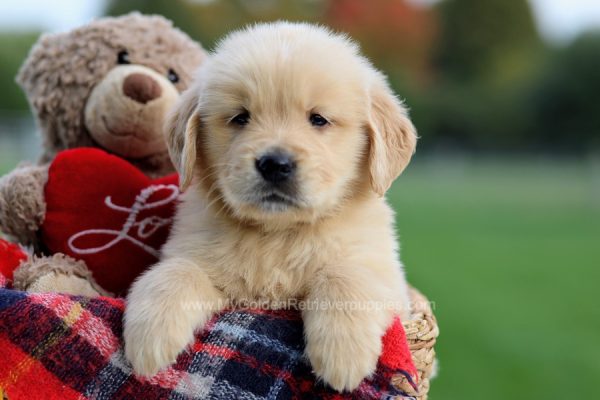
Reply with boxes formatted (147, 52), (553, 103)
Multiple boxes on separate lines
(122, 73), (162, 104)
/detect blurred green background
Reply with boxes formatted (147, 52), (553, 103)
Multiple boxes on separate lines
(0, 0), (599, 398)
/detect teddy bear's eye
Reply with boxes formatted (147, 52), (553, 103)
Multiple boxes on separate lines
(167, 69), (179, 84)
(117, 50), (130, 65)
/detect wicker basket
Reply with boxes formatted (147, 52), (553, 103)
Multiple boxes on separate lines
(392, 287), (439, 399)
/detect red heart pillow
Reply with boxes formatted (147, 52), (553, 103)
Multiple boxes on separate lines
(0, 239), (28, 283)
(42, 148), (179, 295)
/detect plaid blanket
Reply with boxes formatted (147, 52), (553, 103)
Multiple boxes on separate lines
(0, 274), (417, 400)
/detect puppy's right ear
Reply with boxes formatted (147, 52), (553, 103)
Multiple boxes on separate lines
(166, 87), (201, 191)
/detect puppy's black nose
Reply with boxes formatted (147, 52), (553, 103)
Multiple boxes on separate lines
(256, 152), (296, 184)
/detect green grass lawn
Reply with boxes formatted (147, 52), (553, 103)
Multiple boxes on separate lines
(1, 156), (598, 398)
(388, 157), (600, 399)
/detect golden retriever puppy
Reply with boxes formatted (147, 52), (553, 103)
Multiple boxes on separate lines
(124, 21), (417, 392)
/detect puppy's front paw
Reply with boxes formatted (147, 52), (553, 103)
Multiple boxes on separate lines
(123, 258), (226, 377)
(123, 316), (193, 376)
(123, 309), (194, 377)
(123, 287), (223, 377)
(305, 315), (382, 392)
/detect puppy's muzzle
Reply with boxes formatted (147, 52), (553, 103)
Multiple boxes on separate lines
(255, 150), (296, 185)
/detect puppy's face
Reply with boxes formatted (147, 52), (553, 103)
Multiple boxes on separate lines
(168, 23), (417, 225)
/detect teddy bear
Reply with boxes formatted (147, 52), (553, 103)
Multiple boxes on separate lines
(0, 12), (206, 296)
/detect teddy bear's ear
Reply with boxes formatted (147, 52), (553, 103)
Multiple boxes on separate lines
(366, 71), (418, 196)
(165, 87), (201, 191)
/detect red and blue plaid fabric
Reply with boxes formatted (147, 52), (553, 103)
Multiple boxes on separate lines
(0, 273), (417, 400)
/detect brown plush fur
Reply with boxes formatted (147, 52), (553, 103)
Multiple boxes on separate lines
(13, 254), (111, 297)
(0, 164), (47, 247)
(17, 12), (205, 170)
(0, 13), (206, 295)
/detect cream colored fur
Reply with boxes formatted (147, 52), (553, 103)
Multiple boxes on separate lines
(124, 22), (417, 392)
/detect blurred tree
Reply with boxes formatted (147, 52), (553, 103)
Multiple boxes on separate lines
(529, 32), (600, 152)
(0, 32), (40, 114)
(105, 0), (326, 49)
(106, 0), (200, 39)
(409, 0), (549, 152)
(324, 0), (438, 89)
(435, 0), (542, 85)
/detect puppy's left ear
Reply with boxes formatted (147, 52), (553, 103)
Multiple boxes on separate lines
(367, 73), (417, 196)
(165, 86), (201, 191)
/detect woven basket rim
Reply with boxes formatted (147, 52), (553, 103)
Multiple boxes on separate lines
(392, 286), (438, 399)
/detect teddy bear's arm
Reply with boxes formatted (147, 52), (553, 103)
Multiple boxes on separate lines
(0, 164), (48, 247)
(13, 253), (110, 297)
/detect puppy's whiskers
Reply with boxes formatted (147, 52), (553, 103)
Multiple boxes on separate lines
(202, 180), (227, 215)
(189, 167), (222, 193)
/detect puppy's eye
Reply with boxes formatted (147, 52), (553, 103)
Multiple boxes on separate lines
(167, 68), (179, 83)
(230, 111), (250, 126)
(117, 50), (130, 65)
(309, 113), (329, 127)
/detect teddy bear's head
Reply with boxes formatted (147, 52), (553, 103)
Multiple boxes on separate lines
(17, 12), (206, 175)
